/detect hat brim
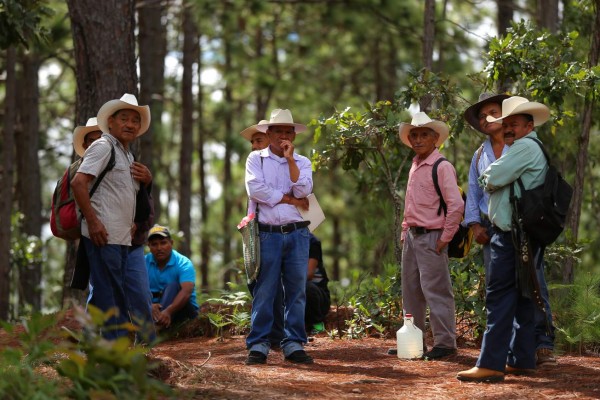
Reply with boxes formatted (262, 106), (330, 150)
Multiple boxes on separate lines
(96, 99), (151, 136)
(464, 94), (510, 133)
(486, 102), (550, 127)
(240, 125), (262, 141)
(256, 122), (307, 133)
(73, 125), (101, 157)
(398, 121), (449, 148)
(148, 232), (170, 240)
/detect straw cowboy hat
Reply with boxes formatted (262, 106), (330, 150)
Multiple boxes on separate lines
(96, 93), (151, 136)
(486, 96), (550, 127)
(256, 109), (307, 133)
(463, 93), (511, 133)
(398, 112), (449, 148)
(73, 117), (101, 157)
(240, 120), (269, 141)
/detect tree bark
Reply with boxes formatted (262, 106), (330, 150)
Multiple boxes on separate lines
(496, 0), (514, 36)
(138, 0), (167, 221)
(564, 0), (600, 283)
(420, 0), (435, 112)
(0, 46), (17, 320)
(537, 0), (559, 33)
(178, 6), (197, 257)
(65, 0), (138, 305)
(16, 52), (43, 311)
(197, 33), (210, 291)
(222, 39), (234, 288)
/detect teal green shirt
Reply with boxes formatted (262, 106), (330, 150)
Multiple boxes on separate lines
(479, 132), (548, 231)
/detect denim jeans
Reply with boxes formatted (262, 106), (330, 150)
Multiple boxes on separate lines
(476, 230), (537, 371)
(248, 278), (285, 345)
(246, 227), (310, 357)
(127, 245), (156, 343)
(157, 282), (199, 324)
(84, 237), (131, 340)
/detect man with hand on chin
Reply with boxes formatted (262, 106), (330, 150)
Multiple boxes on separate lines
(244, 109), (313, 365)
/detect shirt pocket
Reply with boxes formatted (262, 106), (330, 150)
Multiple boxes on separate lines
(414, 183), (438, 208)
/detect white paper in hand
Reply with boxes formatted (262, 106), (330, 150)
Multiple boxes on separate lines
(297, 193), (325, 232)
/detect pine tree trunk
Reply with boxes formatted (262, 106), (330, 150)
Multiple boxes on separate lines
(16, 52), (43, 311)
(64, 0), (138, 306)
(178, 6), (197, 257)
(0, 47), (17, 320)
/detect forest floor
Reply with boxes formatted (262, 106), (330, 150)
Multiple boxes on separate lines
(2, 310), (600, 399)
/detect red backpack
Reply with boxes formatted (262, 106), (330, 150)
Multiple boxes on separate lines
(50, 146), (115, 240)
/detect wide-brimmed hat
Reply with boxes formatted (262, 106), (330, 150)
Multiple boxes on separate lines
(96, 93), (151, 136)
(73, 117), (101, 157)
(486, 96), (550, 127)
(398, 112), (449, 148)
(240, 120), (269, 141)
(463, 93), (511, 132)
(148, 224), (171, 240)
(256, 109), (307, 133)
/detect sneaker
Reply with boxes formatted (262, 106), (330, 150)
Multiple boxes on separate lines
(245, 351), (267, 365)
(422, 347), (456, 360)
(285, 350), (314, 364)
(536, 348), (556, 366)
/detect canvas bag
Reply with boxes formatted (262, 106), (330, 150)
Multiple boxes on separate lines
(512, 138), (573, 246)
(432, 158), (473, 259)
(51, 146), (115, 240)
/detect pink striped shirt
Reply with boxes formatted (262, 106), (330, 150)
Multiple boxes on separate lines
(401, 149), (463, 243)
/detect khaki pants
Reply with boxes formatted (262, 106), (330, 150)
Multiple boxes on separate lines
(401, 230), (456, 350)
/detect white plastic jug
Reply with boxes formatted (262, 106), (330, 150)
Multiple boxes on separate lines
(396, 313), (423, 359)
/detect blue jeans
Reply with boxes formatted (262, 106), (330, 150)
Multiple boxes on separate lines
(156, 282), (199, 324)
(84, 237), (131, 340)
(533, 245), (555, 350)
(248, 278), (285, 345)
(127, 245), (156, 343)
(246, 227), (310, 358)
(476, 230), (537, 371)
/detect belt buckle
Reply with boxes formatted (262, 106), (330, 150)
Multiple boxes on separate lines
(413, 227), (426, 235)
(281, 223), (295, 234)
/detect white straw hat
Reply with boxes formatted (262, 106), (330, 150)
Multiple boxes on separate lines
(486, 96), (550, 127)
(398, 112), (449, 148)
(73, 117), (101, 157)
(256, 109), (307, 133)
(96, 93), (151, 136)
(240, 120), (269, 141)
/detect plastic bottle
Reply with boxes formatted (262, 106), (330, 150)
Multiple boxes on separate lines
(396, 313), (423, 359)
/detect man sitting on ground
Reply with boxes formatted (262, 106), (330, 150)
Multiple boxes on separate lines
(145, 225), (199, 329)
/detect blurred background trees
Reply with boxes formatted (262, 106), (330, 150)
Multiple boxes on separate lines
(1, 0), (599, 322)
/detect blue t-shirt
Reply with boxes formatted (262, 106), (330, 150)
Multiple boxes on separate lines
(145, 249), (198, 309)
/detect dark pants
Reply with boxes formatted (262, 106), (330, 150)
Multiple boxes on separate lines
(305, 282), (330, 327)
(476, 230), (537, 371)
(155, 282), (198, 325)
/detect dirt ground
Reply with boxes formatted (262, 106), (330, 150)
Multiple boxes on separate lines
(150, 334), (600, 400)
(2, 310), (600, 399)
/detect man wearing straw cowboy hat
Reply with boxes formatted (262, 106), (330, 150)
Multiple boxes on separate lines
(71, 93), (154, 340)
(457, 96), (552, 382)
(398, 111), (463, 360)
(244, 109), (314, 365)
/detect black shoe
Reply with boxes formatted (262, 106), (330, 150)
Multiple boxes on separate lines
(285, 350), (314, 364)
(422, 347), (456, 360)
(245, 351), (267, 365)
(387, 348), (397, 355)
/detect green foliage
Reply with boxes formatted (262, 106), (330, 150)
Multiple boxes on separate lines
(0, 0), (51, 49)
(204, 288), (252, 338)
(553, 273), (600, 354)
(0, 313), (61, 399)
(0, 308), (173, 399)
(56, 305), (172, 400)
(449, 249), (486, 342)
